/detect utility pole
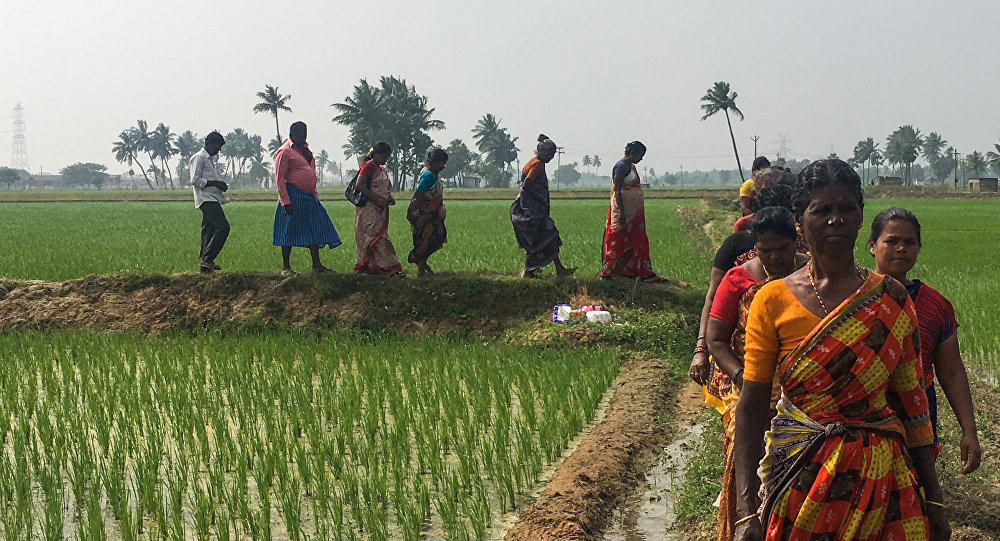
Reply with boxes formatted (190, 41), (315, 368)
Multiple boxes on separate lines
(953, 148), (959, 189)
(554, 147), (564, 189)
(679, 164), (683, 188)
(751, 135), (760, 158)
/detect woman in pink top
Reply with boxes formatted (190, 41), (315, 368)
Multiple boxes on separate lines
(272, 121), (341, 275)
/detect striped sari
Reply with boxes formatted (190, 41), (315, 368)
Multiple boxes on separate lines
(753, 273), (934, 540)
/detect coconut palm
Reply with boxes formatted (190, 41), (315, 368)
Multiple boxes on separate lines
(332, 79), (386, 149)
(582, 155), (591, 173)
(333, 76), (444, 189)
(472, 114), (519, 170)
(986, 142), (1000, 175)
(592, 155), (602, 175)
(700, 81), (746, 181)
(316, 149), (330, 183)
(173, 130), (201, 181)
(964, 151), (986, 178)
(253, 85), (292, 143)
(852, 138), (875, 183)
(869, 148), (883, 180)
(327, 160), (342, 184)
(112, 130), (154, 189)
(268, 135), (283, 158)
(921, 132), (948, 164)
(884, 126), (922, 184)
(133, 120), (162, 188)
(151, 123), (177, 188)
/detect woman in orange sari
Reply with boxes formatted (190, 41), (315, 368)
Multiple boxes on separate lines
(733, 160), (949, 541)
(601, 141), (664, 281)
(354, 142), (403, 275)
(706, 205), (807, 541)
(510, 134), (576, 278)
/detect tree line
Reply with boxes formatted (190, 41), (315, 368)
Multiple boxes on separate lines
(847, 129), (1000, 185)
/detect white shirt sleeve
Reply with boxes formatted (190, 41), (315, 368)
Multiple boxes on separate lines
(190, 154), (208, 188)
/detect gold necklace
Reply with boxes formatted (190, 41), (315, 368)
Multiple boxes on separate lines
(808, 261), (864, 315)
(807, 261), (830, 314)
(760, 260), (773, 280)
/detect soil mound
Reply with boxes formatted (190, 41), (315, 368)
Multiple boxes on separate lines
(0, 271), (699, 334)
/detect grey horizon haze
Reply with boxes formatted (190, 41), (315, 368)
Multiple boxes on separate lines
(2, 0), (998, 179)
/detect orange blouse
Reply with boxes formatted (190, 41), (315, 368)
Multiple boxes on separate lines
(742, 279), (821, 383)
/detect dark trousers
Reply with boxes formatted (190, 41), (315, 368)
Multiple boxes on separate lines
(199, 201), (230, 262)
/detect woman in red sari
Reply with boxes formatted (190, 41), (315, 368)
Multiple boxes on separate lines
(354, 142), (403, 275)
(706, 206), (808, 541)
(601, 141), (664, 281)
(733, 159), (949, 541)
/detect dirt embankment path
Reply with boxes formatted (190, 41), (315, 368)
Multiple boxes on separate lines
(0, 271), (698, 335)
(505, 360), (704, 541)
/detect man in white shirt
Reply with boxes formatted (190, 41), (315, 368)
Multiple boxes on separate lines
(190, 131), (230, 273)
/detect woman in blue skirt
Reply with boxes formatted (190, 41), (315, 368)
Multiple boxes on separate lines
(272, 121), (341, 275)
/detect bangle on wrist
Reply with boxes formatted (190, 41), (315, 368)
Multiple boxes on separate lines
(731, 367), (744, 381)
(694, 345), (707, 354)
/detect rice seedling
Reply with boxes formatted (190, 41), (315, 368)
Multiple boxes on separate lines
(0, 329), (620, 539)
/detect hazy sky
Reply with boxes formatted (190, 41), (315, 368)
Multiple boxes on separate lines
(2, 0), (998, 177)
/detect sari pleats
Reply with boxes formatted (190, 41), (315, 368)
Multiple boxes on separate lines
(757, 274), (933, 540)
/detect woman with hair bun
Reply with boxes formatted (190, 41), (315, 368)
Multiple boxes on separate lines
(601, 141), (664, 281)
(510, 134), (576, 278)
(354, 141), (403, 275)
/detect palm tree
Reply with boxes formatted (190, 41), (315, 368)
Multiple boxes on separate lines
(334, 76), (444, 189)
(471, 114), (501, 148)
(253, 84), (293, 143)
(112, 130), (154, 189)
(921, 132), (948, 165)
(332, 79), (386, 149)
(964, 151), (986, 178)
(268, 135), (283, 158)
(852, 138), (875, 183)
(151, 123), (177, 189)
(887, 125), (922, 185)
(173, 130), (201, 181)
(316, 149), (330, 184)
(986, 141), (1000, 175)
(327, 160), (342, 184)
(869, 148), (883, 181)
(133, 120), (161, 188)
(472, 114), (519, 170)
(592, 155), (602, 175)
(582, 155), (591, 173)
(700, 81), (746, 181)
